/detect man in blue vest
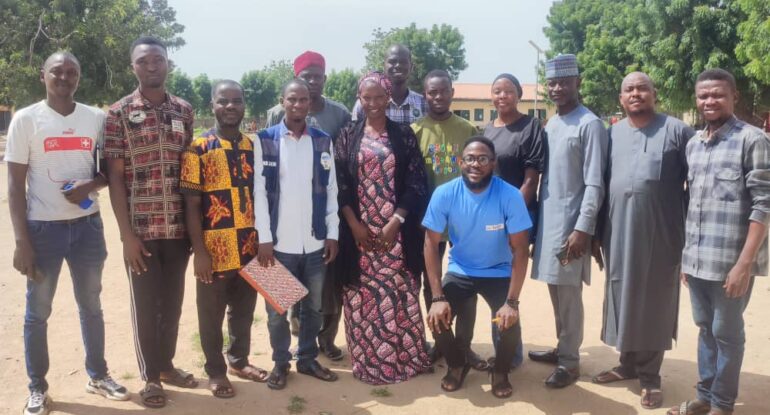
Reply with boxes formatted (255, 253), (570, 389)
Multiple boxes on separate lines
(254, 79), (340, 390)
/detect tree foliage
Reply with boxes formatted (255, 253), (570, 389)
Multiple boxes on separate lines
(363, 23), (467, 93)
(325, 68), (359, 110)
(544, 0), (770, 122)
(0, 0), (185, 107)
(192, 73), (212, 115)
(240, 60), (292, 119)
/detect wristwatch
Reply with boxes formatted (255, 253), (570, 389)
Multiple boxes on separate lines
(506, 298), (520, 310)
(393, 213), (406, 224)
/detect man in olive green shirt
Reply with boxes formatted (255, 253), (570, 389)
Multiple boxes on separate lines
(411, 69), (484, 369)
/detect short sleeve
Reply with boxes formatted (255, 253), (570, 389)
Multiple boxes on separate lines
(421, 185), (449, 233)
(179, 140), (204, 193)
(103, 106), (125, 159)
(4, 111), (30, 165)
(505, 187), (533, 234)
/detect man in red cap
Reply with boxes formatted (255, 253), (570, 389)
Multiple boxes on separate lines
(265, 50), (351, 361)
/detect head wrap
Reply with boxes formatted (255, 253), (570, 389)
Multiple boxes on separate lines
(293, 51), (325, 76)
(545, 54), (579, 79)
(357, 70), (392, 97)
(493, 73), (523, 98)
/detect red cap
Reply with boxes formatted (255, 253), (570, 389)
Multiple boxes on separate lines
(293, 51), (325, 76)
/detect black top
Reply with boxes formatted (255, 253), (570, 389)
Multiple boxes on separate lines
(483, 115), (545, 194)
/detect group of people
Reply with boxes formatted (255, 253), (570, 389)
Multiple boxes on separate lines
(7, 34), (768, 415)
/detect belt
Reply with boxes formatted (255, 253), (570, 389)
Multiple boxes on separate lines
(44, 212), (100, 225)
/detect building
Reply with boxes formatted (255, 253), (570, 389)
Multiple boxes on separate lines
(451, 83), (555, 128)
(0, 105), (12, 132)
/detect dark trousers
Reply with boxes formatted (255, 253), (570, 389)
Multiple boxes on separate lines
(317, 264), (341, 348)
(197, 272), (257, 377)
(617, 350), (665, 389)
(432, 273), (520, 373)
(127, 239), (190, 381)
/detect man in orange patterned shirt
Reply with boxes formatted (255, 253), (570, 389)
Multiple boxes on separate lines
(180, 80), (267, 398)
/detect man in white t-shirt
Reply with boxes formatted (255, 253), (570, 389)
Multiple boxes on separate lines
(6, 51), (129, 415)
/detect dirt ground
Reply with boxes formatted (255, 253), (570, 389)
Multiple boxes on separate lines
(0, 161), (768, 415)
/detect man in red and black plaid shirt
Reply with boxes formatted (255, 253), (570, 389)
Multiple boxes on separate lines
(104, 36), (197, 409)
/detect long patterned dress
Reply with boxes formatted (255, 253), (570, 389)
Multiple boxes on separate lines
(343, 132), (431, 385)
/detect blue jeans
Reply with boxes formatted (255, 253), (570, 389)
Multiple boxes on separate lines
(266, 249), (325, 367)
(24, 213), (108, 392)
(687, 275), (755, 412)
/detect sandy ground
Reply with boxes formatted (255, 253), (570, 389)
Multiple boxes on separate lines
(0, 161), (768, 415)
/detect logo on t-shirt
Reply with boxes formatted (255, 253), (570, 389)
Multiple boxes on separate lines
(426, 143), (459, 176)
(44, 137), (93, 152)
(485, 223), (505, 231)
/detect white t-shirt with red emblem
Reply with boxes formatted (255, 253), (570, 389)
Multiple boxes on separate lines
(5, 101), (104, 220)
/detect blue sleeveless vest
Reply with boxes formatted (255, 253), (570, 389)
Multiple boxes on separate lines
(257, 123), (332, 244)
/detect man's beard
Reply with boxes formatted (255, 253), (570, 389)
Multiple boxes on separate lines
(462, 172), (492, 190)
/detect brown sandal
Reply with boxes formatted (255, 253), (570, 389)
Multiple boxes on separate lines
(490, 370), (513, 399)
(667, 400), (711, 415)
(592, 366), (637, 384)
(228, 364), (269, 383)
(208, 376), (235, 399)
(440, 364), (471, 392)
(160, 368), (199, 388)
(641, 388), (664, 409)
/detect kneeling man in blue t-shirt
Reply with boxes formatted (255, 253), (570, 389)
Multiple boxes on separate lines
(422, 135), (532, 399)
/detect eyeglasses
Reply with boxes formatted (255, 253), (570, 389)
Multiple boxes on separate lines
(461, 155), (492, 166)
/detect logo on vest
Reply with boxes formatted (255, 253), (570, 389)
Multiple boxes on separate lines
(320, 152), (332, 170)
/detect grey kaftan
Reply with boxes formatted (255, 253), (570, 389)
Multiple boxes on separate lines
(532, 105), (608, 286)
(600, 114), (694, 351)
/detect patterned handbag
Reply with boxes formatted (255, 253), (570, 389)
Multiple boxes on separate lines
(239, 257), (309, 315)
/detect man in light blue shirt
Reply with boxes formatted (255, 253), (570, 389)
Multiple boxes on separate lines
(423, 136), (531, 399)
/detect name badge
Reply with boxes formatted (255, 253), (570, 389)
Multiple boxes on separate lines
(320, 152), (332, 170)
(171, 119), (185, 134)
(485, 223), (504, 231)
(263, 160), (277, 167)
(128, 110), (146, 124)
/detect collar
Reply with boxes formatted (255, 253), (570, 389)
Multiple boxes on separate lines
(698, 115), (738, 144)
(130, 88), (170, 109)
(389, 89), (418, 108)
(279, 119), (309, 139)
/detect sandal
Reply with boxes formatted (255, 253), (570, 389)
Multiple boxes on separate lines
(468, 351), (490, 371)
(641, 388), (664, 409)
(592, 366), (637, 384)
(440, 364), (471, 392)
(297, 360), (338, 382)
(208, 376), (235, 399)
(667, 399), (711, 415)
(228, 364), (269, 383)
(140, 381), (166, 409)
(267, 364), (290, 390)
(160, 368), (199, 388)
(490, 370), (513, 399)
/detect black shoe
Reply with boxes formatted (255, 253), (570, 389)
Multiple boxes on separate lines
(319, 342), (344, 361)
(427, 343), (442, 364)
(545, 366), (579, 388)
(528, 348), (559, 364)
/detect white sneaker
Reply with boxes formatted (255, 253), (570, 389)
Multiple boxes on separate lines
(86, 375), (130, 401)
(24, 390), (50, 415)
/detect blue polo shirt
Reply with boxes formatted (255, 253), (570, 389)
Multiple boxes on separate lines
(422, 176), (532, 278)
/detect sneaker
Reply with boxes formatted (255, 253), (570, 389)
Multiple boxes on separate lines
(86, 375), (131, 401)
(24, 390), (50, 415)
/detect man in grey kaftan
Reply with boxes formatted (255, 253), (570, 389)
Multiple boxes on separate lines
(592, 72), (694, 410)
(529, 54), (608, 389)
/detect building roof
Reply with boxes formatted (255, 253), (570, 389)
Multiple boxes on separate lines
(453, 83), (539, 101)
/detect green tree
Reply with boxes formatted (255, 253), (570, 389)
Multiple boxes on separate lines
(0, 0), (185, 107)
(240, 59), (292, 120)
(325, 68), (359, 110)
(192, 73), (212, 115)
(166, 69), (197, 109)
(363, 23), (467, 92)
(736, 0), (770, 84)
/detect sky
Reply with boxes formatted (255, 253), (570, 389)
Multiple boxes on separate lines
(165, 0), (555, 84)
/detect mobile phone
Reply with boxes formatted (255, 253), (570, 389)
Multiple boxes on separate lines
(556, 245), (570, 266)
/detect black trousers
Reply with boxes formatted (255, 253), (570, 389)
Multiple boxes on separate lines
(317, 264), (341, 348)
(127, 239), (190, 382)
(197, 272), (257, 377)
(619, 350), (665, 389)
(432, 273), (520, 373)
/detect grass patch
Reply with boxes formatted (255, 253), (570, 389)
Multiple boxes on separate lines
(119, 371), (135, 381)
(370, 387), (392, 397)
(287, 395), (306, 414)
(253, 315), (262, 326)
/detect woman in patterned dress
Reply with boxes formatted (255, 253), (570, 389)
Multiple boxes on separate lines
(334, 71), (431, 384)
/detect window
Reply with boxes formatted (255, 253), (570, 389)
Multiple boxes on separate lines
(454, 110), (470, 120)
(490, 110), (498, 121)
(474, 108), (484, 121)
(528, 109), (546, 119)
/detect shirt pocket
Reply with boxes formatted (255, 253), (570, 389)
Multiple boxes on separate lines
(635, 151), (662, 181)
(713, 167), (742, 202)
